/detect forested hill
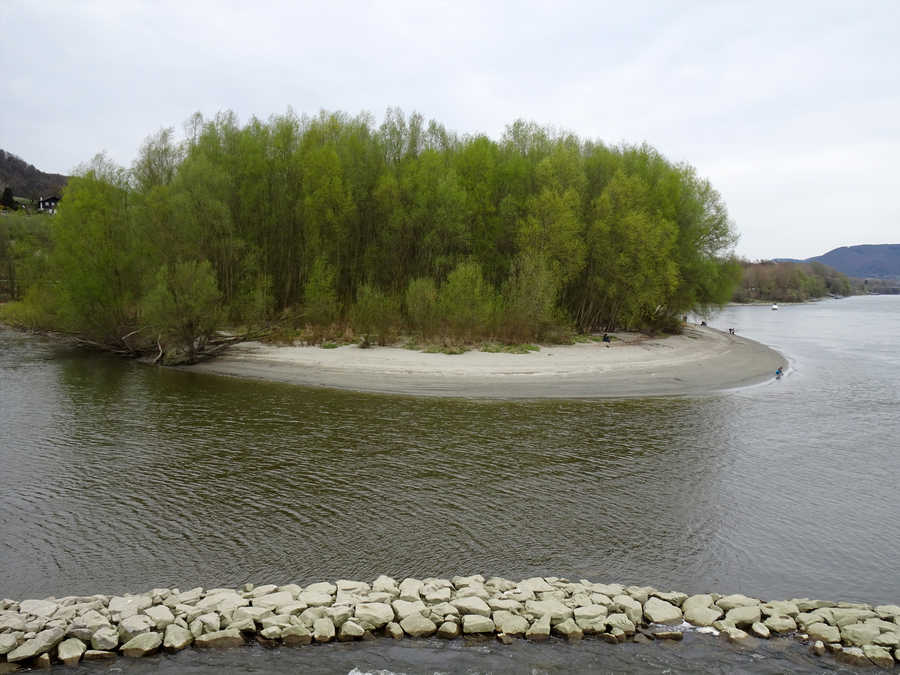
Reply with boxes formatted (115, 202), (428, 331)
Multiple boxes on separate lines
(808, 244), (900, 279)
(0, 149), (68, 198)
(1, 109), (742, 363)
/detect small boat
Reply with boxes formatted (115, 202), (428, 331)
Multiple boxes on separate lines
(771, 303), (778, 310)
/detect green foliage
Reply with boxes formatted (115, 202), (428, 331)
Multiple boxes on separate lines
(13, 108), (742, 349)
(141, 260), (223, 362)
(734, 260), (854, 302)
(498, 251), (560, 341)
(303, 257), (340, 325)
(404, 276), (438, 337)
(350, 283), (401, 345)
(437, 261), (498, 340)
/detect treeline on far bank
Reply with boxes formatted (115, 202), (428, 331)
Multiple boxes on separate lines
(732, 260), (854, 303)
(0, 109), (741, 362)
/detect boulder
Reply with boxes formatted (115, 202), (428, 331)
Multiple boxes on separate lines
(424, 587), (452, 603)
(338, 620), (365, 641)
(809, 640), (826, 656)
(259, 625), (282, 641)
(252, 591), (295, 611)
(750, 622), (770, 638)
(760, 601), (799, 618)
(651, 591), (687, 607)
(312, 617), (335, 642)
(863, 645), (894, 668)
(451, 597), (492, 618)
(526, 614), (551, 641)
(392, 599), (427, 621)
(552, 618), (583, 641)
(685, 605), (723, 627)
(462, 615), (495, 634)
(518, 577), (555, 593)
(807, 622), (840, 643)
(386, 621), (404, 639)
(144, 605), (175, 630)
(716, 594), (759, 612)
(232, 606), (273, 624)
(108, 595), (152, 620)
(398, 578), (423, 602)
(654, 630), (684, 641)
(836, 646), (870, 667)
(297, 591), (332, 607)
(606, 613), (635, 634)
(195, 628), (244, 648)
(83, 649), (116, 660)
(0, 614), (26, 632)
(574, 605), (608, 622)
(524, 599), (572, 623)
(163, 624), (193, 651)
(282, 624), (312, 646)
(35, 653), (51, 668)
(0, 633), (18, 655)
(873, 631), (900, 648)
(19, 600), (59, 618)
(725, 605), (761, 627)
(437, 621), (459, 639)
(493, 610), (529, 637)
(644, 597), (683, 625)
(831, 608), (877, 627)
(764, 615), (797, 633)
(612, 595), (643, 624)
(722, 626), (750, 642)
(626, 586), (656, 604)
(57, 637), (86, 665)
(355, 603), (394, 628)
(400, 613), (437, 637)
(91, 626), (119, 651)
(370, 576), (396, 594)
(875, 604), (900, 619)
(119, 614), (154, 642)
(171, 587), (203, 605)
(6, 626), (66, 663)
(120, 631), (162, 657)
(841, 622), (881, 647)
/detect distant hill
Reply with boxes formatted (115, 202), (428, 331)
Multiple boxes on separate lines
(808, 244), (900, 280)
(0, 149), (68, 200)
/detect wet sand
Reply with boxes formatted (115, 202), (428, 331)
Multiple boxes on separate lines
(183, 326), (784, 399)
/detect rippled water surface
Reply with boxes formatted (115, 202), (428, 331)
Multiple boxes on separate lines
(2, 295), (899, 672)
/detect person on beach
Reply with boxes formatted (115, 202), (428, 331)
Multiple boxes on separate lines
(775, 366), (783, 378)
(602, 333), (611, 347)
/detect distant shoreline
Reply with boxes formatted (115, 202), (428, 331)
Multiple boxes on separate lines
(181, 326), (785, 399)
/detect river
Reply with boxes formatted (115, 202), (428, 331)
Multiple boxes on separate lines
(1, 294), (898, 672)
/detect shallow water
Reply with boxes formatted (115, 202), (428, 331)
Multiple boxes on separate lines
(1, 295), (898, 672)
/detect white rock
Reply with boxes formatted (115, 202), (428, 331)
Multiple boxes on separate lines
(195, 628), (244, 648)
(19, 599), (59, 618)
(392, 599), (427, 621)
(252, 591), (295, 610)
(462, 615), (495, 633)
(725, 605), (761, 627)
(313, 617), (335, 642)
(0, 634), (17, 655)
(493, 610), (530, 636)
(163, 624), (193, 651)
(118, 614), (154, 642)
(108, 595), (152, 620)
(91, 626), (119, 651)
(120, 631), (162, 657)
(400, 613), (437, 637)
(716, 594), (759, 612)
(524, 599), (572, 623)
(297, 591), (333, 607)
(355, 602), (394, 628)
(57, 637), (86, 665)
(451, 596), (492, 617)
(518, 577), (555, 593)
(398, 578), (423, 602)
(612, 595), (643, 624)
(144, 604), (175, 630)
(643, 597), (683, 625)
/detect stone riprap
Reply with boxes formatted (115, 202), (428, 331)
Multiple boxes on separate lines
(1, 576), (898, 669)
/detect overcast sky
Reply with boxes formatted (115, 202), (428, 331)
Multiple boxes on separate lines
(3, 1), (897, 260)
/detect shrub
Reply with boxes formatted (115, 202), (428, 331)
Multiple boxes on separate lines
(303, 257), (340, 326)
(350, 283), (401, 345)
(404, 276), (438, 337)
(437, 261), (497, 340)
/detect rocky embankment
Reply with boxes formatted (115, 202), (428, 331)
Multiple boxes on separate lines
(2, 576), (899, 670)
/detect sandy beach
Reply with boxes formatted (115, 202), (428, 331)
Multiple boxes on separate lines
(182, 326), (784, 399)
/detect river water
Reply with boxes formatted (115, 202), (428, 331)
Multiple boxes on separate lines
(1, 295), (898, 673)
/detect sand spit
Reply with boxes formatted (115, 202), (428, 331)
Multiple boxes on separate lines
(183, 326), (785, 398)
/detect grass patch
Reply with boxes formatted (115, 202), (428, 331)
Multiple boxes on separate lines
(480, 342), (540, 354)
(319, 341), (339, 349)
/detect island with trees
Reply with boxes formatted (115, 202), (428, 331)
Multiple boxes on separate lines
(1, 109), (742, 364)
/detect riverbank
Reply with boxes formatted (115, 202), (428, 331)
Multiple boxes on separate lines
(2, 576), (897, 670)
(182, 326), (784, 398)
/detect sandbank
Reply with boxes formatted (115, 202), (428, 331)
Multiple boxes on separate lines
(182, 326), (784, 399)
